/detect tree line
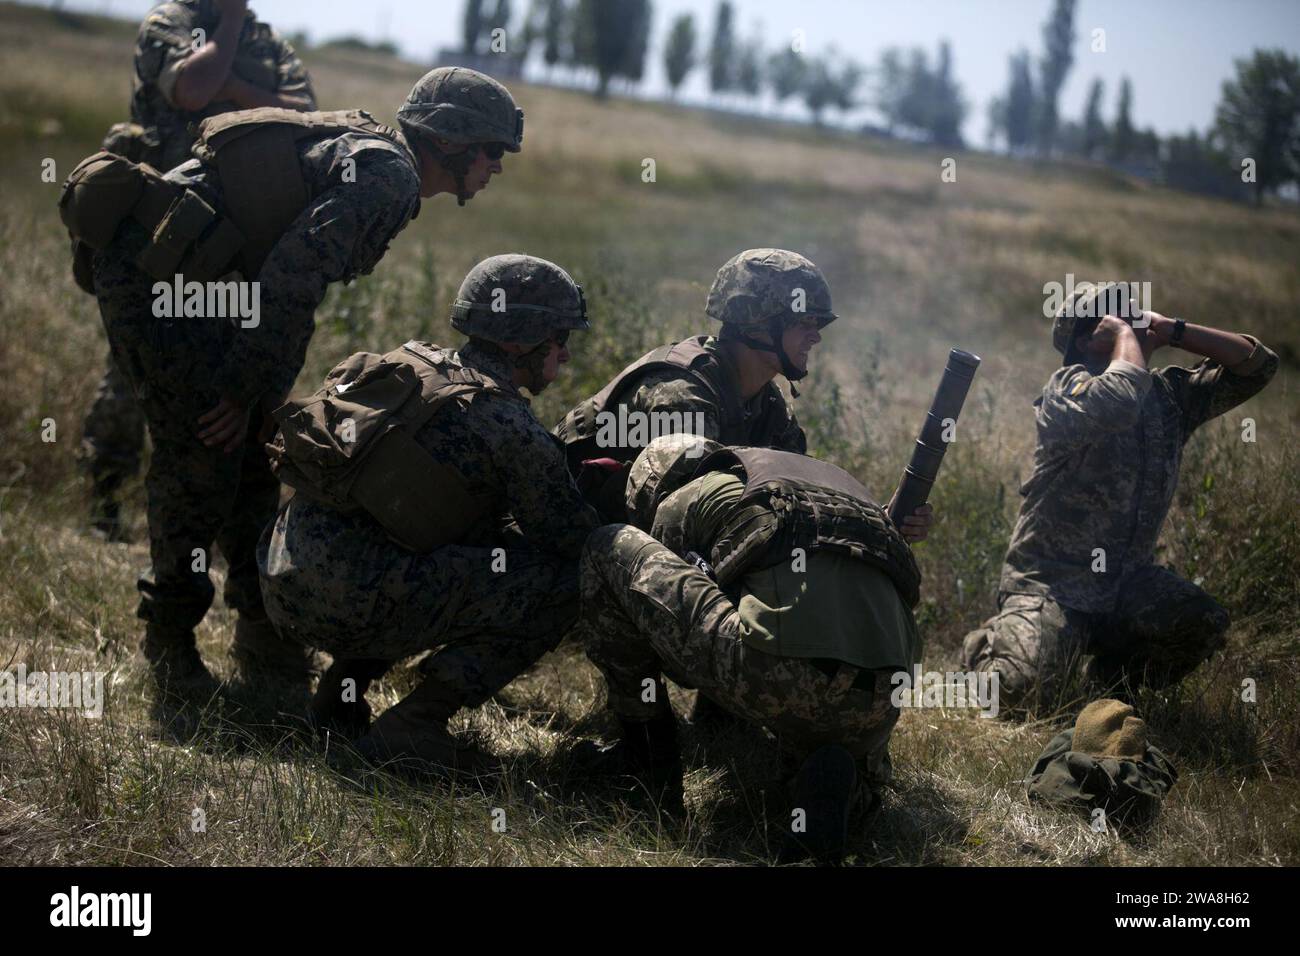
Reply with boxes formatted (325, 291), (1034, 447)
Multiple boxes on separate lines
(461, 0), (1300, 205)
(986, 0), (1300, 205)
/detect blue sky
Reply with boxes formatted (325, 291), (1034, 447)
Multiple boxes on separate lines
(46, 0), (1300, 141)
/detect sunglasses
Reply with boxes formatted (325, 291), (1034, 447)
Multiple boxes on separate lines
(477, 142), (508, 161)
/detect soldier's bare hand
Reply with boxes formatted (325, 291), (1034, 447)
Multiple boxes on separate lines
(898, 502), (933, 543)
(197, 396), (248, 453)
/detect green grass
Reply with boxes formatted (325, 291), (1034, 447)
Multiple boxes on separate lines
(0, 0), (1297, 866)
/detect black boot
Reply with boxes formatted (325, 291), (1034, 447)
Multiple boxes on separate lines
(310, 658), (390, 740)
(780, 744), (858, 865)
(686, 690), (744, 730)
(88, 475), (128, 542)
(573, 712), (684, 819)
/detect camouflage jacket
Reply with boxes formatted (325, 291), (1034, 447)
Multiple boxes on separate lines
(557, 335), (806, 457)
(163, 126), (421, 404)
(631, 337), (806, 450)
(260, 342), (600, 612)
(1000, 338), (1279, 613)
(132, 0), (316, 171)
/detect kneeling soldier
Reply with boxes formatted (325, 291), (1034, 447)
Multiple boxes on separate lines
(576, 433), (922, 861)
(258, 255), (599, 772)
(961, 282), (1278, 715)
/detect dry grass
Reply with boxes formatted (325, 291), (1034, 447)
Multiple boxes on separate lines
(0, 1), (1297, 866)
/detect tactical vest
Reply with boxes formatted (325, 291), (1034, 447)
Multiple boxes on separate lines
(267, 341), (523, 553)
(59, 108), (406, 293)
(555, 336), (792, 471)
(697, 447), (922, 608)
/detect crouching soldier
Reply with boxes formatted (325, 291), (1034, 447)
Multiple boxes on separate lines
(961, 282), (1278, 715)
(556, 249), (931, 727)
(575, 433), (922, 862)
(258, 256), (600, 773)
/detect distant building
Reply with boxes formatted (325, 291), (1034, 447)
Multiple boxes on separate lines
(433, 49), (522, 80)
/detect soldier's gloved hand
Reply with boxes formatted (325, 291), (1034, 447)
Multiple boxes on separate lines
(891, 501), (933, 544)
(197, 395), (249, 453)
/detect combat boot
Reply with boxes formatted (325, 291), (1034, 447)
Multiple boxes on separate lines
(356, 677), (499, 777)
(572, 712), (684, 819)
(779, 744), (858, 865)
(230, 615), (315, 699)
(88, 475), (128, 542)
(309, 657), (391, 741)
(141, 626), (220, 700)
(686, 690), (744, 730)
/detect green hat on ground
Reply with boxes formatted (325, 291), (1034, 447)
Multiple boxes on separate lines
(1026, 698), (1177, 829)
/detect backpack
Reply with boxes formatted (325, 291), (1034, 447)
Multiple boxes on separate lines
(267, 341), (521, 552)
(58, 108), (405, 293)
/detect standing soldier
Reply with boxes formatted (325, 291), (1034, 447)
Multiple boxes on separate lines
(575, 434), (923, 862)
(63, 66), (524, 699)
(961, 283), (1278, 715)
(82, 0), (316, 539)
(258, 256), (600, 773)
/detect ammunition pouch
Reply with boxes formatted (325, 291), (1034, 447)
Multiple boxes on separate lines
(58, 151), (245, 289)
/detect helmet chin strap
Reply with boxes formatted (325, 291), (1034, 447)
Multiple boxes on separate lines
(731, 319), (806, 381)
(513, 339), (552, 394)
(429, 142), (476, 206)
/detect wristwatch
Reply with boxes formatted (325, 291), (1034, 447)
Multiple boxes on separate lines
(1170, 318), (1187, 347)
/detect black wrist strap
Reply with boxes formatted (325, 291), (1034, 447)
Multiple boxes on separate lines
(1171, 318), (1186, 346)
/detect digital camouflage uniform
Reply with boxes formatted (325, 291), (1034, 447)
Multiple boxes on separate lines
(259, 255), (593, 766)
(962, 297), (1278, 712)
(80, 0), (315, 526)
(259, 340), (600, 705)
(91, 117), (420, 657)
(579, 436), (921, 790)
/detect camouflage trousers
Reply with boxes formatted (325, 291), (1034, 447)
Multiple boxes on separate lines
(92, 224), (276, 633)
(578, 524), (900, 778)
(960, 564), (1230, 714)
(259, 498), (582, 709)
(79, 349), (146, 486)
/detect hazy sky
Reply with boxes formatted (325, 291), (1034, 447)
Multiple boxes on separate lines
(48, 0), (1300, 141)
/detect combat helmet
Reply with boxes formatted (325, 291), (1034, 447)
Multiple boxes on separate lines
(626, 433), (723, 531)
(397, 67), (523, 204)
(706, 249), (837, 381)
(451, 254), (588, 347)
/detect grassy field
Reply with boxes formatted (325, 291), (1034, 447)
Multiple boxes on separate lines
(0, 1), (1297, 865)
